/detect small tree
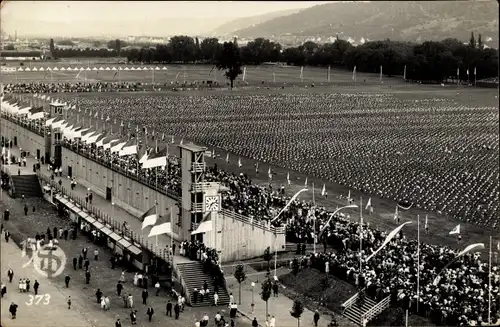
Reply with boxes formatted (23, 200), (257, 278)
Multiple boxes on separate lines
(234, 264), (246, 305)
(215, 41), (243, 89)
(290, 299), (304, 327)
(263, 246), (273, 271)
(260, 277), (272, 320)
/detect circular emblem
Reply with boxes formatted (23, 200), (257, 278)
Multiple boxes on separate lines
(22, 243), (67, 278)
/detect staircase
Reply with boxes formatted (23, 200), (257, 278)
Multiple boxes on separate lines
(10, 175), (43, 198)
(176, 261), (230, 307)
(342, 293), (378, 326)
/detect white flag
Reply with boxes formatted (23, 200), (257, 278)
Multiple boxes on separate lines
(394, 206), (399, 220)
(268, 167), (272, 179)
(366, 222), (412, 262)
(321, 184), (326, 196)
(226, 153), (229, 163)
(425, 215), (428, 229)
(304, 177), (308, 188)
(449, 224), (460, 235)
(238, 158), (242, 168)
(287, 172), (290, 185)
(352, 66), (356, 81)
(365, 198), (372, 210)
(242, 66), (247, 81)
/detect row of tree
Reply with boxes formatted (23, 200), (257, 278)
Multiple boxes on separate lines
(48, 33), (498, 85)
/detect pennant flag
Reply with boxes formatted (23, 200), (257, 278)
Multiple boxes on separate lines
(433, 243), (485, 285)
(286, 172), (290, 183)
(268, 167), (272, 179)
(365, 198), (372, 210)
(161, 132), (165, 141)
(271, 188), (309, 223)
(171, 135), (174, 144)
(393, 206), (399, 220)
(238, 158), (242, 168)
(191, 214), (212, 235)
(424, 215), (428, 230)
(142, 147), (168, 169)
(304, 177), (308, 188)
(242, 67), (247, 81)
(467, 69), (469, 76)
(141, 205), (158, 230)
(212, 149), (215, 158)
(347, 190), (351, 203)
(474, 67), (477, 75)
(352, 66), (357, 81)
(449, 224), (460, 235)
(321, 184), (326, 196)
(180, 138), (183, 145)
(403, 65), (407, 80)
(226, 153), (229, 163)
(148, 210), (173, 237)
(366, 222), (412, 262)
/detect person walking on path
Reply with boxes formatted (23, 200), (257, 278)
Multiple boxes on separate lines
(9, 302), (18, 319)
(85, 270), (91, 284)
(166, 300), (172, 317)
(115, 318), (122, 327)
(65, 275), (70, 288)
(146, 306), (154, 322)
(117, 282), (123, 296)
(314, 310), (320, 326)
(174, 302), (180, 319)
(7, 268), (14, 283)
(96, 288), (103, 303)
(67, 296), (72, 309)
(73, 257), (77, 270)
(78, 255), (83, 269)
(33, 280), (39, 295)
(142, 289), (148, 305)
(94, 249), (99, 261)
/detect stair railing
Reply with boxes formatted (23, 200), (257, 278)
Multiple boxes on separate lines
(341, 292), (359, 313)
(361, 295), (391, 325)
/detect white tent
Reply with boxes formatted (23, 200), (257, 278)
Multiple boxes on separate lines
(155, 67), (160, 70)
(18, 68), (24, 71)
(47, 67), (52, 71)
(86, 67), (91, 71)
(24, 67), (31, 71)
(32, 67), (38, 71)
(92, 67), (98, 71)
(98, 67), (104, 70)
(124, 67), (130, 71)
(60, 67), (66, 71)
(105, 67), (111, 71)
(118, 67), (123, 70)
(111, 67), (117, 71)
(53, 67), (59, 71)
(143, 67), (149, 71)
(39, 67), (45, 71)
(80, 67), (85, 71)
(129, 67), (136, 71)
(162, 67), (168, 70)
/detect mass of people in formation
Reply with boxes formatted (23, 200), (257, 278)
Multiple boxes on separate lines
(3, 80), (228, 94)
(51, 91), (499, 229)
(289, 210), (500, 326)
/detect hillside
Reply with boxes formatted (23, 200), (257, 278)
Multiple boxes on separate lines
(210, 8), (301, 37)
(233, 1), (499, 47)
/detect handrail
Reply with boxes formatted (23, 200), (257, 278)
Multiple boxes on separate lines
(220, 208), (285, 234)
(362, 295), (391, 324)
(341, 292), (359, 311)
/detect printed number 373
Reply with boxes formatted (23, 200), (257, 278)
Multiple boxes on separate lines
(26, 294), (51, 306)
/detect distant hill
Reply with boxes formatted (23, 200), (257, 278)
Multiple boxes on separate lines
(210, 9), (301, 37)
(233, 1), (499, 47)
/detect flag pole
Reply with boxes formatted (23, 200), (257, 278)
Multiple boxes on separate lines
(488, 235), (492, 324)
(312, 182), (316, 254)
(359, 197), (363, 274)
(170, 210), (174, 265)
(417, 214), (420, 313)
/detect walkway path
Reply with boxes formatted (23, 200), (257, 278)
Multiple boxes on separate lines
(1, 231), (97, 327)
(5, 146), (189, 265)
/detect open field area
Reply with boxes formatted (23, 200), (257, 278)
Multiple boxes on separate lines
(1, 62), (405, 87)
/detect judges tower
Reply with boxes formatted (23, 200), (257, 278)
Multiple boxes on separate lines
(47, 101), (69, 168)
(179, 144), (223, 249)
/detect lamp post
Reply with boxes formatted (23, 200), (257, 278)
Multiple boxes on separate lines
(317, 204), (359, 241)
(271, 188), (309, 278)
(251, 281), (255, 314)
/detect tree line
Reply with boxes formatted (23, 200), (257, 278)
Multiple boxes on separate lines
(48, 33), (498, 84)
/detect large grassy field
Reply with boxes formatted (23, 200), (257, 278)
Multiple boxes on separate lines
(2, 61), (404, 87)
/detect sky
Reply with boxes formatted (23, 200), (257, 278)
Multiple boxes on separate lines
(1, 1), (331, 37)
